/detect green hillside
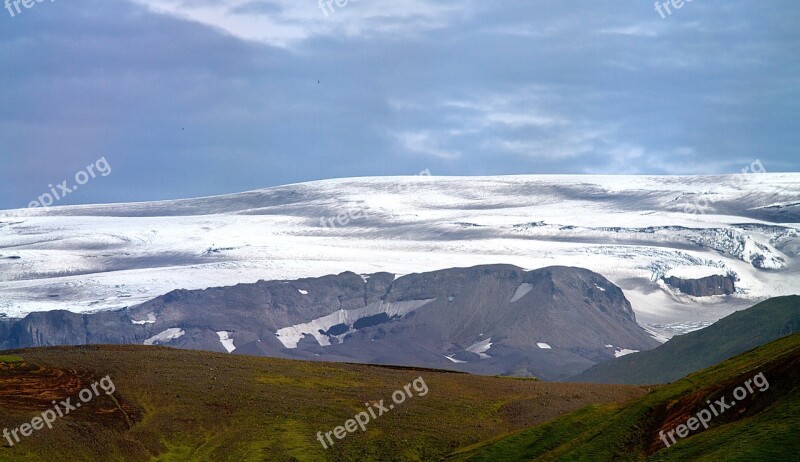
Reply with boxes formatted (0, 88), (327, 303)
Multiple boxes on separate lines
(0, 346), (644, 462)
(574, 295), (800, 384)
(446, 331), (800, 461)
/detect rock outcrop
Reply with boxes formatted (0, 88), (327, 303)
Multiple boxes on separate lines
(664, 274), (736, 296)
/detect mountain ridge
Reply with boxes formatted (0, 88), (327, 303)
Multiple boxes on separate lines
(0, 264), (661, 380)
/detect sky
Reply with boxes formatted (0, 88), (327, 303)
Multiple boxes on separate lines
(0, 0), (798, 209)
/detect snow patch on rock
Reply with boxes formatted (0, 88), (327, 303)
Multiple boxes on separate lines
(614, 348), (639, 358)
(510, 283), (533, 303)
(275, 299), (435, 349)
(131, 312), (156, 325)
(144, 328), (185, 346)
(216, 331), (236, 353)
(466, 338), (493, 358)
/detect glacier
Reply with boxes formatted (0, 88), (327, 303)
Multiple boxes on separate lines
(1, 173), (798, 338)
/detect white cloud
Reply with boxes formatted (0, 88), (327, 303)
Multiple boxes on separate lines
(599, 24), (661, 38)
(482, 112), (567, 129)
(395, 131), (460, 159)
(391, 88), (613, 161)
(485, 128), (605, 160)
(388, 88), (725, 170)
(580, 145), (743, 175)
(129, 0), (470, 48)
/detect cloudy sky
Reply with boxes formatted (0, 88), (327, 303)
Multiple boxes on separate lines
(0, 0), (798, 209)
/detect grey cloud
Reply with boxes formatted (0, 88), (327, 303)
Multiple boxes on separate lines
(0, 0), (797, 209)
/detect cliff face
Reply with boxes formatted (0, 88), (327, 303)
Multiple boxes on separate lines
(663, 274), (736, 297)
(0, 265), (662, 380)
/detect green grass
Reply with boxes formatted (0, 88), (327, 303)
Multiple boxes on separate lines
(445, 331), (800, 461)
(0, 355), (23, 363)
(446, 404), (622, 461)
(6, 304), (797, 461)
(0, 345), (645, 461)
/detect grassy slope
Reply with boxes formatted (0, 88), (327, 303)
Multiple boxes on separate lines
(0, 346), (645, 462)
(574, 295), (800, 384)
(446, 331), (800, 461)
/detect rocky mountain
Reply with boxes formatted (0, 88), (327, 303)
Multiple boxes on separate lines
(0, 264), (661, 380)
